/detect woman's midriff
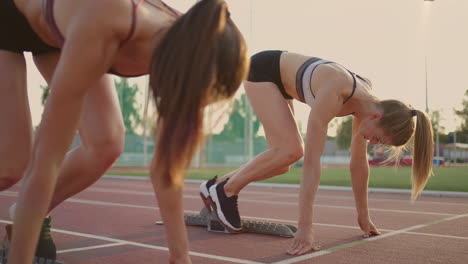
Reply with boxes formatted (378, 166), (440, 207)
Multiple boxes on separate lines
(280, 52), (312, 101)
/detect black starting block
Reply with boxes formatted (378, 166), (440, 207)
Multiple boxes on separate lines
(1, 225), (64, 264)
(156, 207), (297, 238)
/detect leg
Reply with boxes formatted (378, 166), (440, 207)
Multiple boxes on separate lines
(207, 82), (303, 231)
(49, 76), (125, 209)
(223, 82), (303, 196)
(216, 100), (297, 184)
(32, 52), (125, 211)
(0, 50), (32, 190)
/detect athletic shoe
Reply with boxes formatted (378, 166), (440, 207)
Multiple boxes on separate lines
(199, 176), (217, 213)
(209, 180), (242, 233)
(35, 216), (56, 260)
(1, 217), (56, 261)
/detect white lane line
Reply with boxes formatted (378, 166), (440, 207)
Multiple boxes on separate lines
(271, 213), (468, 264)
(0, 219), (264, 264)
(83, 187), (458, 216)
(95, 179), (468, 206)
(1, 192), (466, 240)
(57, 242), (125, 254)
(3, 188), (459, 217)
(405, 231), (468, 240)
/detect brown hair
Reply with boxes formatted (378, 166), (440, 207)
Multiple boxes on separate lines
(150, 0), (249, 186)
(379, 100), (434, 200)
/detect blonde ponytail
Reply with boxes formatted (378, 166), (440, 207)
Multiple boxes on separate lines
(411, 110), (434, 200)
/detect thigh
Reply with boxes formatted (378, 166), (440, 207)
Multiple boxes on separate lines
(34, 52), (124, 147)
(0, 50), (32, 159)
(244, 81), (303, 148)
(78, 75), (124, 148)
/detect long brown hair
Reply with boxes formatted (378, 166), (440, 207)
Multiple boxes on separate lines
(150, 0), (249, 186)
(379, 100), (434, 200)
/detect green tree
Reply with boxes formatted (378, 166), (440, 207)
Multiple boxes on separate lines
(40, 84), (50, 106)
(40, 80), (143, 135)
(336, 116), (353, 150)
(115, 78), (142, 135)
(455, 90), (468, 133)
(430, 109), (450, 142)
(430, 110), (444, 134)
(216, 94), (260, 141)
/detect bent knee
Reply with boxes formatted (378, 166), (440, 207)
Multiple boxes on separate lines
(93, 142), (124, 165)
(276, 166), (291, 175)
(85, 136), (124, 169)
(282, 145), (304, 164)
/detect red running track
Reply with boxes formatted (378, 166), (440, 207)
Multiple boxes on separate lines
(1, 177), (467, 264)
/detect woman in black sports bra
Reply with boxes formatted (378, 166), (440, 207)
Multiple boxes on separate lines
(201, 50), (435, 255)
(1, 1), (248, 263)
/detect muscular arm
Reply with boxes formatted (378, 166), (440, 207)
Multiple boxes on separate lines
(8, 12), (120, 264)
(350, 117), (381, 237)
(151, 167), (191, 263)
(288, 69), (345, 255)
(150, 122), (191, 263)
(350, 117), (370, 217)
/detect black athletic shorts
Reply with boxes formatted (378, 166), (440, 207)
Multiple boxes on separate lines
(0, 0), (59, 55)
(247, 50), (293, 100)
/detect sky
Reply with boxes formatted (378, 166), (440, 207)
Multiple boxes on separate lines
(25, 0), (468, 135)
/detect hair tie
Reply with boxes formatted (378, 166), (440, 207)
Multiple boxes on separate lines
(410, 109), (417, 117)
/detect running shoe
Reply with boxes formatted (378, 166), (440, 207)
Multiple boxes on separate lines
(209, 180), (242, 233)
(199, 175), (217, 213)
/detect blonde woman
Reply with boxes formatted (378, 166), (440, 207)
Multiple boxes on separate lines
(200, 50), (434, 255)
(1, 0), (249, 263)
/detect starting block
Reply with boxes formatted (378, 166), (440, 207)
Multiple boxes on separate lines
(1, 225), (64, 264)
(156, 207), (297, 238)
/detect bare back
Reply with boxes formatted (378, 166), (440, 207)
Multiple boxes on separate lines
(280, 51), (372, 117)
(15, 0), (180, 76)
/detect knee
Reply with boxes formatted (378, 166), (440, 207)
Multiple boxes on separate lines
(94, 141), (124, 167)
(86, 133), (124, 169)
(0, 167), (25, 191)
(280, 145), (304, 165)
(276, 166), (291, 175)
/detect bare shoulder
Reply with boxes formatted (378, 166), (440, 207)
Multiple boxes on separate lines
(313, 63), (354, 100)
(54, 0), (133, 40)
(316, 64), (353, 85)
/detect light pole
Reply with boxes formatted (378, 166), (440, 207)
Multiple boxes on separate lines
(424, 0), (437, 164)
(423, 0), (434, 113)
(244, 0), (254, 162)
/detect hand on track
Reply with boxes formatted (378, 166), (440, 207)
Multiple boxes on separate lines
(286, 228), (320, 255)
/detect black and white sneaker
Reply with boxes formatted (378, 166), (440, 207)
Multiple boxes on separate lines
(209, 180), (242, 233)
(199, 176), (218, 213)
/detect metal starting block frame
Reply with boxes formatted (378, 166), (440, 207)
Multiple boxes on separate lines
(157, 207), (297, 238)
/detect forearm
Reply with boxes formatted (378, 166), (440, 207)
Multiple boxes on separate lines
(152, 172), (190, 262)
(8, 95), (86, 264)
(297, 165), (321, 229)
(8, 163), (58, 263)
(350, 163), (370, 217)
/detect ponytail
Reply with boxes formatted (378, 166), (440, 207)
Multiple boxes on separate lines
(379, 100), (434, 200)
(411, 110), (434, 200)
(150, 0), (249, 187)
